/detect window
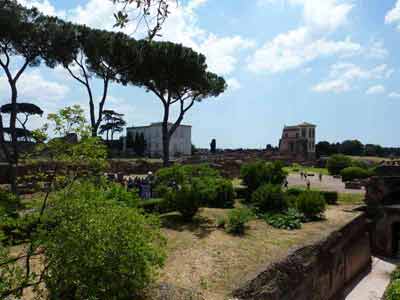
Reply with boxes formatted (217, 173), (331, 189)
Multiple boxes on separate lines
(301, 128), (306, 138)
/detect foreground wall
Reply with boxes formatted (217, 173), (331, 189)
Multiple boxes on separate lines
(233, 213), (371, 300)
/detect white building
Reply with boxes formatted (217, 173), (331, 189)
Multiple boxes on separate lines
(125, 122), (192, 158)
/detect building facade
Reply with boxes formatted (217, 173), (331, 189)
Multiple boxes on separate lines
(125, 122), (192, 158)
(279, 122), (316, 160)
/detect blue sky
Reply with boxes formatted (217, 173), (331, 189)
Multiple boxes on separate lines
(2, 0), (400, 148)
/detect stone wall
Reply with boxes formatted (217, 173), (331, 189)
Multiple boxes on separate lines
(232, 213), (371, 300)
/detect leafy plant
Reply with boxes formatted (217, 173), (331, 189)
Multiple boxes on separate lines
(240, 161), (287, 198)
(40, 181), (166, 299)
(340, 167), (373, 182)
(251, 184), (287, 213)
(296, 191), (326, 220)
(225, 208), (253, 235)
(327, 154), (352, 175)
(263, 208), (304, 230)
(166, 184), (200, 221)
(321, 191), (339, 205)
(386, 279), (400, 300)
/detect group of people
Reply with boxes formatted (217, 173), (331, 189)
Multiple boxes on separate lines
(126, 172), (155, 199)
(299, 171), (323, 190)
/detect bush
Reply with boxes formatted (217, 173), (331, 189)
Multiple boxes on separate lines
(138, 198), (172, 214)
(166, 184), (200, 221)
(327, 154), (352, 175)
(213, 179), (235, 208)
(263, 208), (303, 230)
(225, 208), (253, 235)
(321, 191), (339, 205)
(0, 190), (20, 218)
(251, 184), (287, 213)
(41, 181), (166, 299)
(296, 191), (326, 220)
(286, 187), (304, 197)
(155, 164), (219, 187)
(340, 167), (372, 182)
(240, 161), (287, 197)
(386, 279), (400, 300)
(104, 183), (140, 207)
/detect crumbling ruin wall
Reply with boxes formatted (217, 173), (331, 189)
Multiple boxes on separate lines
(233, 213), (371, 300)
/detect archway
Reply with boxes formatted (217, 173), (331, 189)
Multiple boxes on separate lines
(392, 222), (400, 257)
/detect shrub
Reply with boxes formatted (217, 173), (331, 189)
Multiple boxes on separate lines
(155, 164), (219, 187)
(296, 191), (326, 220)
(240, 161), (287, 196)
(166, 184), (200, 221)
(216, 216), (226, 228)
(286, 187), (304, 197)
(251, 184), (287, 213)
(386, 279), (400, 300)
(327, 154), (352, 175)
(0, 190), (20, 218)
(321, 191), (339, 205)
(104, 183), (140, 207)
(225, 208), (253, 235)
(138, 198), (172, 214)
(41, 182), (166, 299)
(263, 208), (303, 230)
(213, 179), (235, 208)
(340, 167), (372, 182)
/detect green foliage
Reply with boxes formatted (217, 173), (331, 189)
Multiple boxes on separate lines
(320, 191), (339, 205)
(327, 154), (353, 175)
(138, 198), (172, 214)
(386, 279), (400, 300)
(155, 164), (219, 187)
(216, 216), (226, 228)
(296, 191), (326, 220)
(262, 208), (304, 230)
(104, 182), (140, 207)
(192, 177), (235, 209)
(241, 161), (287, 197)
(225, 208), (253, 235)
(340, 167), (373, 182)
(165, 184), (200, 221)
(251, 184), (287, 213)
(0, 190), (20, 219)
(40, 181), (166, 299)
(286, 187), (304, 197)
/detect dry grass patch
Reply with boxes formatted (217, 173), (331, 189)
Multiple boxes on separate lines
(157, 205), (361, 300)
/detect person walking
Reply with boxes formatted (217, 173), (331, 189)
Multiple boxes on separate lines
(306, 179), (311, 190)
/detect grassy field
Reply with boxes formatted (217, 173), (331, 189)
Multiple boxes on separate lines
(156, 204), (361, 300)
(338, 193), (365, 205)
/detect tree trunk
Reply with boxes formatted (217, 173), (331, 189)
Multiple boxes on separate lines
(9, 82), (18, 194)
(162, 105), (170, 167)
(162, 130), (170, 167)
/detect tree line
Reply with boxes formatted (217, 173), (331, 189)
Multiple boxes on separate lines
(0, 0), (226, 192)
(316, 140), (400, 158)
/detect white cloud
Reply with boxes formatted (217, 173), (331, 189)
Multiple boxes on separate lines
(312, 63), (394, 94)
(312, 79), (350, 93)
(385, 0), (400, 29)
(17, 0), (64, 17)
(0, 70), (69, 103)
(388, 92), (400, 98)
(290, 0), (353, 32)
(366, 85), (385, 95)
(226, 78), (242, 91)
(247, 27), (361, 73)
(367, 40), (389, 59)
(248, 0), (359, 74)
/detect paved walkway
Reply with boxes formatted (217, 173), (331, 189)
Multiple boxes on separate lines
(287, 173), (365, 194)
(344, 257), (398, 300)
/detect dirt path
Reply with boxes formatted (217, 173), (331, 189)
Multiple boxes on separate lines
(344, 257), (398, 300)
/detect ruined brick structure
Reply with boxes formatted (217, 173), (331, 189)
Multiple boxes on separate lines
(279, 122), (316, 161)
(365, 160), (400, 257)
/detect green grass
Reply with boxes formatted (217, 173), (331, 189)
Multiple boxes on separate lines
(283, 165), (329, 176)
(338, 193), (364, 205)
